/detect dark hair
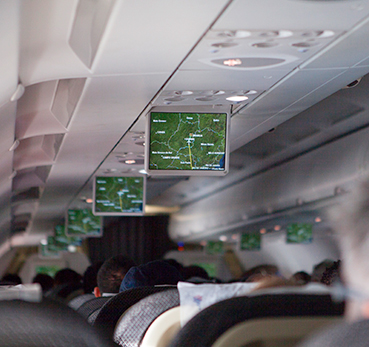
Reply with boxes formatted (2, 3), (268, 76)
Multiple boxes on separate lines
(54, 268), (82, 286)
(83, 261), (103, 294)
(1, 274), (22, 285)
(33, 273), (54, 292)
(97, 255), (136, 294)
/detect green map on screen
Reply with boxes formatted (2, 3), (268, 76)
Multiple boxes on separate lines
(149, 112), (227, 171)
(95, 176), (144, 214)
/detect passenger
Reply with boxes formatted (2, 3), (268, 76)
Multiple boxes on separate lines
(183, 265), (211, 282)
(94, 255), (135, 297)
(32, 273), (54, 293)
(240, 264), (279, 282)
(311, 259), (335, 282)
(119, 259), (184, 292)
(83, 261), (103, 294)
(251, 275), (294, 291)
(320, 260), (341, 286)
(54, 268), (82, 286)
(1, 273), (22, 285)
(291, 271), (312, 285)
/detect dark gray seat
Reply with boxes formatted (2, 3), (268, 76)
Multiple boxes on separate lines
(298, 319), (369, 347)
(93, 286), (175, 339)
(114, 288), (179, 347)
(77, 296), (111, 321)
(169, 293), (344, 347)
(0, 298), (117, 346)
(68, 293), (95, 311)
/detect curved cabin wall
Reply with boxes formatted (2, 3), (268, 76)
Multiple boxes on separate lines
(169, 125), (369, 241)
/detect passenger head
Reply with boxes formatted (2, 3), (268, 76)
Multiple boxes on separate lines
(320, 260), (341, 286)
(32, 273), (54, 293)
(95, 255), (135, 297)
(119, 260), (184, 292)
(54, 268), (82, 286)
(329, 177), (369, 321)
(291, 271), (311, 285)
(183, 265), (210, 281)
(241, 264), (279, 282)
(1, 273), (22, 285)
(83, 261), (103, 294)
(311, 259), (335, 282)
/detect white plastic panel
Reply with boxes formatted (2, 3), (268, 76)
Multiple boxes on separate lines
(92, 0), (229, 75)
(19, 0), (90, 86)
(69, 0), (116, 68)
(0, 1), (19, 106)
(16, 81), (68, 140)
(302, 16), (369, 69)
(0, 102), (17, 156)
(213, 0), (369, 31)
(13, 135), (63, 171)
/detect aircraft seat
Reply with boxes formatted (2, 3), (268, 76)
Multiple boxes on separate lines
(0, 298), (117, 346)
(68, 293), (95, 311)
(114, 288), (179, 347)
(76, 296), (111, 321)
(93, 286), (175, 339)
(168, 293), (344, 347)
(140, 306), (181, 347)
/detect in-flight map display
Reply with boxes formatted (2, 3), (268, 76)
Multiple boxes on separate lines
(147, 112), (229, 175)
(66, 209), (102, 237)
(93, 176), (145, 215)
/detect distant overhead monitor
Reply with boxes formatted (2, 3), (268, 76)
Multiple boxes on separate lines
(93, 176), (146, 216)
(66, 209), (102, 238)
(146, 108), (230, 176)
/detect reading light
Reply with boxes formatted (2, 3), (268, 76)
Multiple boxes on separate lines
(223, 58), (242, 67)
(226, 95), (249, 102)
(260, 228), (267, 234)
(86, 198), (93, 204)
(315, 217), (322, 223)
(68, 245), (77, 253)
(219, 235), (228, 242)
(124, 159), (136, 165)
(40, 239), (48, 245)
(274, 225), (281, 231)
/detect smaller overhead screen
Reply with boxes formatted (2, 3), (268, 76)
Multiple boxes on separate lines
(146, 109), (229, 175)
(93, 176), (145, 215)
(66, 209), (102, 238)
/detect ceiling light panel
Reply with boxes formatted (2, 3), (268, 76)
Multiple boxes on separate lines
(153, 89), (260, 106)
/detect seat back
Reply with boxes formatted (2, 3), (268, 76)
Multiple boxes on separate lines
(93, 286), (174, 339)
(168, 293), (344, 347)
(213, 317), (342, 347)
(77, 296), (111, 321)
(141, 306), (181, 347)
(0, 298), (117, 346)
(68, 293), (95, 311)
(114, 289), (179, 347)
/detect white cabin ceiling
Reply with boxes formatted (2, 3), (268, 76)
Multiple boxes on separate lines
(1, 0), (369, 244)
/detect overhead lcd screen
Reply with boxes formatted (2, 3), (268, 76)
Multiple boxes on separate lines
(146, 111), (229, 175)
(66, 209), (102, 238)
(93, 176), (145, 216)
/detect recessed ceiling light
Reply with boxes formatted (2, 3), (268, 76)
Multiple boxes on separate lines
(139, 169), (148, 174)
(274, 225), (281, 231)
(174, 90), (193, 96)
(164, 97), (185, 102)
(212, 42), (238, 48)
(252, 42), (278, 48)
(40, 239), (48, 245)
(223, 58), (242, 67)
(86, 198), (93, 204)
(315, 217), (322, 223)
(219, 235), (228, 242)
(125, 159), (136, 164)
(260, 228), (267, 234)
(226, 95), (249, 102)
(246, 90), (258, 95)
